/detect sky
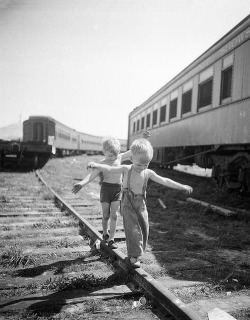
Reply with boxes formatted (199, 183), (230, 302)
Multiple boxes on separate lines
(0, 0), (249, 139)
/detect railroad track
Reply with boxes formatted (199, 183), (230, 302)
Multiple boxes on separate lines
(0, 163), (250, 320)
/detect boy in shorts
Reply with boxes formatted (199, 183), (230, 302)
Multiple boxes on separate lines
(72, 137), (132, 249)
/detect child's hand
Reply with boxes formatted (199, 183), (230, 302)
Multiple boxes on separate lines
(72, 183), (82, 194)
(183, 185), (193, 194)
(142, 131), (150, 139)
(87, 162), (98, 169)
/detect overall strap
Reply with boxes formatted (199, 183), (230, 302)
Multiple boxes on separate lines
(127, 167), (148, 196)
(127, 167), (132, 191)
(142, 169), (148, 196)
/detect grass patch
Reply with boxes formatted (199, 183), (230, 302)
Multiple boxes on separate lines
(40, 188), (54, 201)
(2, 225), (12, 231)
(32, 220), (78, 229)
(0, 245), (36, 268)
(37, 269), (129, 293)
(40, 273), (107, 292)
(35, 237), (82, 248)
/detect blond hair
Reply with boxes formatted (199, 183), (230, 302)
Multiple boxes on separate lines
(130, 138), (153, 163)
(102, 137), (121, 155)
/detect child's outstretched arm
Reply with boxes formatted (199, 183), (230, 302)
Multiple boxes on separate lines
(72, 169), (100, 194)
(148, 170), (193, 194)
(88, 161), (125, 174)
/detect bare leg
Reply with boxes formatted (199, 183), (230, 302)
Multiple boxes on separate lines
(109, 201), (120, 241)
(101, 202), (110, 237)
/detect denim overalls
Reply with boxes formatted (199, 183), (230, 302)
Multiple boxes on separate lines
(121, 167), (149, 258)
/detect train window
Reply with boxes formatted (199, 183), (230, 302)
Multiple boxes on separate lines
(137, 119), (140, 131)
(160, 105), (166, 123)
(141, 117), (145, 130)
(133, 121), (136, 133)
(169, 98), (177, 120)
(198, 78), (213, 109)
(220, 66), (232, 101)
(200, 67), (213, 82)
(146, 114), (151, 128)
(152, 110), (158, 126)
(181, 89), (192, 115)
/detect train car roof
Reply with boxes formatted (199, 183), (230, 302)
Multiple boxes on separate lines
(24, 115), (102, 138)
(25, 115), (126, 141)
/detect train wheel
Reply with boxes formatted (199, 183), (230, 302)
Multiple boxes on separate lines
(221, 176), (230, 192)
(214, 166), (226, 189)
(218, 176), (225, 188)
(0, 151), (5, 169)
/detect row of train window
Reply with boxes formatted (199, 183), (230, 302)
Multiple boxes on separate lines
(56, 131), (71, 141)
(33, 123), (125, 148)
(55, 129), (102, 146)
(56, 132), (100, 146)
(132, 53), (233, 133)
(80, 139), (102, 146)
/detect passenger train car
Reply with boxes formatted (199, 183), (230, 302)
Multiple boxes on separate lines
(0, 116), (127, 169)
(128, 15), (250, 192)
(23, 116), (127, 156)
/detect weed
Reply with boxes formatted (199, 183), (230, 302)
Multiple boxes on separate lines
(40, 273), (107, 292)
(32, 219), (78, 229)
(26, 281), (39, 293)
(240, 261), (250, 269)
(0, 195), (8, 203)
(2, 225), (12, 231)
(84, 299), (104, 313)
(0, 245), (36, 268)
(41, 190), (54, 201)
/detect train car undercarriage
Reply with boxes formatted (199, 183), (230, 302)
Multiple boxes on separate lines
(153, 144), (250, 192)
(0, 140), (52, 170)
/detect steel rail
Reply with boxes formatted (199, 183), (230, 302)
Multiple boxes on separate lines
(36, 170), (203, 320)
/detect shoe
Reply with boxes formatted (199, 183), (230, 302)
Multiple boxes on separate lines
(103, 234), (109, 242)
(108, 240), (118, 249)
(130, 257), (141, 268)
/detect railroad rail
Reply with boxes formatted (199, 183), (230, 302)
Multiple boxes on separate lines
(0, 167), (249, 320)
(36, 171), (202, 320)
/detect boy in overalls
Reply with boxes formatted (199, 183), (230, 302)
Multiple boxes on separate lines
(88, 138), (193, 267)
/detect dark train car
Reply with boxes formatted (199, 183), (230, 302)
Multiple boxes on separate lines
(1, 115), (127, 169)
(23, 116), (78, 156)
(23, 116), (103, 156)
(23, 115), (127, 156)
(128, 15), (250, 191)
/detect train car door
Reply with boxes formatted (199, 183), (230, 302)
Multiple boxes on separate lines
(34, 123), (43, 142)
